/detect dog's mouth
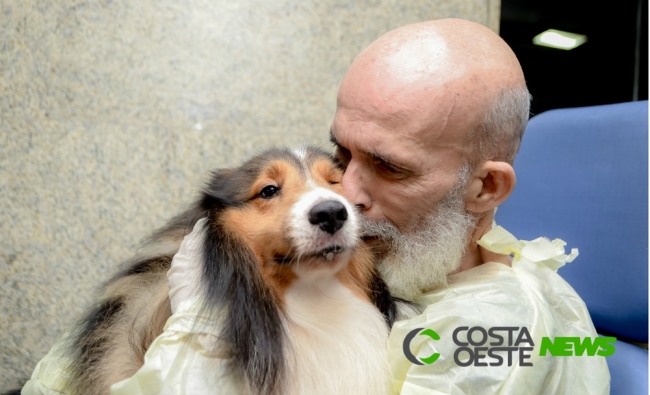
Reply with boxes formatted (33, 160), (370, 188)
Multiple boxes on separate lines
(273, 245), (345, 265)
(315, 245), (344, 261)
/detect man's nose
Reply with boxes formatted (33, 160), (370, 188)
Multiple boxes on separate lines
(341, 161), (372, 211)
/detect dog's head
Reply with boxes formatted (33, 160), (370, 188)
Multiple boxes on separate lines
(201, 147), (363, 286)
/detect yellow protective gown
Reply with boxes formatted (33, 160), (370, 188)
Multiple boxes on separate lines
(387, 226), (610, 395)
(21, 225), (610, 395)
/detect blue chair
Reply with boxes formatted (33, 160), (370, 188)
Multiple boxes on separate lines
(496, 101), (648, 395)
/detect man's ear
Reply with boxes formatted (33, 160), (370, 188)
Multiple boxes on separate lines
(464, 161), (516, 213)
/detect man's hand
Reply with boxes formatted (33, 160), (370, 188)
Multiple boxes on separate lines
(167, 218), (207, 314)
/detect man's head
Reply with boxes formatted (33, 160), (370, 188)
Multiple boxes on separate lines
(330, 19), (530, 299)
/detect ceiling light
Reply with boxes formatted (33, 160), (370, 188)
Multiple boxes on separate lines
(533, 29), (588, 50)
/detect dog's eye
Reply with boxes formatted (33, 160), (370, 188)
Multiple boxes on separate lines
(327, 180), (340, 185)
(259, 185), (281, 199)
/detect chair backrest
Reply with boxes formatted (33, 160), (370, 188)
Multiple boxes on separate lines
(496, 101), (648, 343)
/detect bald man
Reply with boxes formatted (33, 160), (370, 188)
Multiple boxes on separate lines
(331, 19), (528, 298)
(19, 18), (610, 395)
(330, 19), (610, 394)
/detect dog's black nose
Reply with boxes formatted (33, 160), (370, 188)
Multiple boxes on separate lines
(308, 200), (348, 235)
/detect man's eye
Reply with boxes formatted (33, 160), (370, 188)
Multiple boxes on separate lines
(258, 185), (281, 199)
(375, 159), (401, 174)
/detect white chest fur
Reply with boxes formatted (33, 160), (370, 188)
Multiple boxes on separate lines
(282, 276), (392, 395)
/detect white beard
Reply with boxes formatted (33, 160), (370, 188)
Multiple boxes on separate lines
(361, 171), (476, 301)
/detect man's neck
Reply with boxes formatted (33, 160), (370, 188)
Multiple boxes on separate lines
(456, 209), (511, 273)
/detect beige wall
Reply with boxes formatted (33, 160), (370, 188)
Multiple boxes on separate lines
(0, 0), (499, 387)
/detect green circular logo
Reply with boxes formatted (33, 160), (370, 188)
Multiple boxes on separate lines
(403, 327), (441, 365)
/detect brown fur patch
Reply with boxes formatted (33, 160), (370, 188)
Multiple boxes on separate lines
(336, 244), (375, 302)
(221, 160), (308, 297)
(310, 158), (344, 190)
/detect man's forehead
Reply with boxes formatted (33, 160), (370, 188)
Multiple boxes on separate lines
(334, 87), (472, 148)
(338, 69), (479, 150)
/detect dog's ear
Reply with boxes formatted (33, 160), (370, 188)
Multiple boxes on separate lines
(199, 212), (285, 395)
(200, 169), (245, 210)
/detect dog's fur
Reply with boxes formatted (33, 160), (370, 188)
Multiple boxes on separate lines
(15, 147), (398, 395)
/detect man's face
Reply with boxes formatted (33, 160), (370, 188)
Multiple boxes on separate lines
(329, 107), (478, 298)
(330, 73), (481, 299)
(330, 81), (472, 233)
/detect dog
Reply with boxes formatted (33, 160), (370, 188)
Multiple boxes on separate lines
(12, 147), (398, 395)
